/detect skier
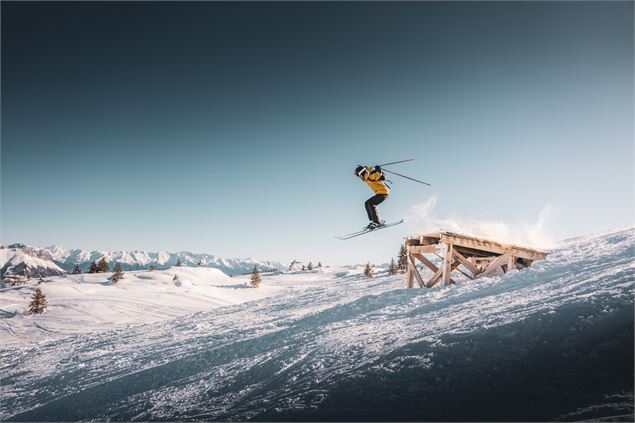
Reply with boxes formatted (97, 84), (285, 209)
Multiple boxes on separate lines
(355, 165), (389, 229)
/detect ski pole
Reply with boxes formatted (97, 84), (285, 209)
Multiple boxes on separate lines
(382, 169), (431, 186)
(378, 159), (415, 167)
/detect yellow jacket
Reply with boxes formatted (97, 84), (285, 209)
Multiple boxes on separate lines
(362, 166), (390, 195)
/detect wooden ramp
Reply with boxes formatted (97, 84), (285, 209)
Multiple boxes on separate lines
(405, 231), (548, 288)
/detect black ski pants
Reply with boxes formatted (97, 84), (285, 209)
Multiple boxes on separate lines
(365, 194), (387, 223)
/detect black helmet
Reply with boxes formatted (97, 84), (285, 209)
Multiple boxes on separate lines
(354, 165), (365, 177)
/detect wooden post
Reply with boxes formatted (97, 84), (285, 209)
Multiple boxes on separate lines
(406, 247), (414, 288)
(443, 243), (453, 285)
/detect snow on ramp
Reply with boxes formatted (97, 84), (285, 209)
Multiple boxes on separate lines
(1, 229), (633, 421)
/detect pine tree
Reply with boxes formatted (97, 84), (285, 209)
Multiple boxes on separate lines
(397, 245), (408, 273)
(364, 262), (374, 278)
(89, 261), (98, 273)
(98, 257), (109, 273)
(307, 262), (314, 271)
(29, 288), (47, 314)
(288, 260), (297, 271)
(250, 265), (261, 288)
(72, 265), (81, 274)
(388, 258), (399, 275)
(111, 263), (123, 283)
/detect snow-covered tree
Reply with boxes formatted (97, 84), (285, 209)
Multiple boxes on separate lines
(89, 261), (98, 273)
(98, 257), (109, 273)
(364, 262), (374, 278)
(111, 263), (123, 284)
(307, 262), (314, 271)
(250, 265), (261, 288)
(398, 245), (408, 273)
(388, 258), (399, 275)
(72, 265), (81, 274)
(29, 288), (47, 314)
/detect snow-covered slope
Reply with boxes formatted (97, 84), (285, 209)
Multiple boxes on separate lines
(1, 228), (633, 422)
(0, 266), (288, 340)
(43, 245), (287, 275)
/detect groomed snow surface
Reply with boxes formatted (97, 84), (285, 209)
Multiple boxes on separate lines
(1, 229), (633, 421)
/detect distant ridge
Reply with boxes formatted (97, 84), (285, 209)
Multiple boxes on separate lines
(1, 244), (287, 277)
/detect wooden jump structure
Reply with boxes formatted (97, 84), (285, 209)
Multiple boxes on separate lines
(405, 231), (548, 288)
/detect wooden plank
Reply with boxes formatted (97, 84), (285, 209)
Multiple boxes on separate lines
(439, 233), (547, 261)
(408, 233), (440, 246)
(409, 256), (426, 288)
(482, 252), (512, 277)
(412, 253), (439, 273)
(451, 249), (480, 276)
(409, 245), (439, 254)
(509, 247), (547, 261)
(443, 243), (453, 285)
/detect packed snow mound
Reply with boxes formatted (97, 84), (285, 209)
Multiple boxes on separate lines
(1, 228), (633, 422)
(0, 251), (66, 280)
(41, 245), (287, 275)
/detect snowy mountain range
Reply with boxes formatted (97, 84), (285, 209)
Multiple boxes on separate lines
(0, 245), (66, 281)
(0, 243), (287, 279)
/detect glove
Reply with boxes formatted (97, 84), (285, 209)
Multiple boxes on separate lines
(374, 165), (382, 173)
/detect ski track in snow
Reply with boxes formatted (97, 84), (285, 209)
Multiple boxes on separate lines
(1, 229), (633, 421)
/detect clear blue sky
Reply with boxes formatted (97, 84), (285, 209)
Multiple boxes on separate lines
(2, 2), (633, 264)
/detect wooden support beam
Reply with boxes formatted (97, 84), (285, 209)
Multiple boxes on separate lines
(507, 255), (516, 272)
(406, 249), (414, 288)
(427, 268), (444, 288)
(451, 249), (481, 277)
(412, 253), (439, 273)
(408, 256), (426, 288)
(443, 243), (454, 285)
(482, 252), (512, 277)
(455, 267), (474, 280)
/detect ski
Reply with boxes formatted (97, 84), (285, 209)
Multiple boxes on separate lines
(336, 219), (404, 240)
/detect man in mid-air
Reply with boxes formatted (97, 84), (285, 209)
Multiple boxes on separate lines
(354, 165), (390, 230)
